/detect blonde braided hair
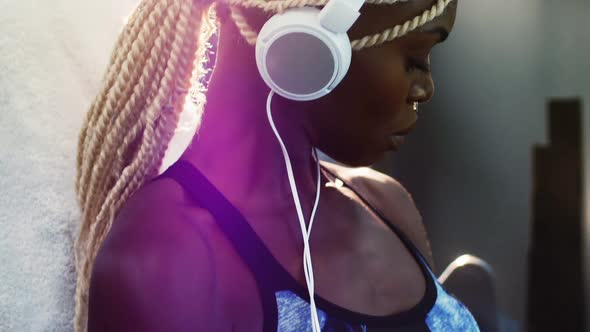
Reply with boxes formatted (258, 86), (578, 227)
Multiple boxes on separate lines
(73, 0), (454, 331)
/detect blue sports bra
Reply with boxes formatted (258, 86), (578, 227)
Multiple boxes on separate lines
(154, 160), (480, 332)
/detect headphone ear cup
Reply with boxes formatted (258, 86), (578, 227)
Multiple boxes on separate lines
(256, 7), (352, 101)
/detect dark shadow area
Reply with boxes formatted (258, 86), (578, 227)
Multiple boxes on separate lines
(526, 98), (586, 332)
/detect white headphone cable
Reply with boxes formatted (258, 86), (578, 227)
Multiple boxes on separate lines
(266, 90), (323, 332)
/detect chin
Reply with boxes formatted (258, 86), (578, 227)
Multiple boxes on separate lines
(320, 148), (383, 168)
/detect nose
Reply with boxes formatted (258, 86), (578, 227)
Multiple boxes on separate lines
(407, 75), (434, 105)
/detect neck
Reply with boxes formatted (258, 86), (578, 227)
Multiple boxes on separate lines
(179, 22), (321, 232)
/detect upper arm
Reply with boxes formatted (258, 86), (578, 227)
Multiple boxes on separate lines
(87, 203), (224, 332)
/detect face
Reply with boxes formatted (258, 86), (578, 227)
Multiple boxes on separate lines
(306, 0), (458, 166)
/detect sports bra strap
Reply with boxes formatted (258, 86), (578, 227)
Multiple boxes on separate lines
(155, 160), (287, 289)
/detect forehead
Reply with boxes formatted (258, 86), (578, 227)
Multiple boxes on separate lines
(348, 0), (458, 40)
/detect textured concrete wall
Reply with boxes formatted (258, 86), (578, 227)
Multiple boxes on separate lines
(0, 1), (137, 330)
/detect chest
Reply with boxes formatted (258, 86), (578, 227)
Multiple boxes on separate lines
(306, 196), (427, 316)
(213, 193), (427, 330)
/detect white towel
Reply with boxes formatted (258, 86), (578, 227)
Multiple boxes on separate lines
(0, 1), (138, 331)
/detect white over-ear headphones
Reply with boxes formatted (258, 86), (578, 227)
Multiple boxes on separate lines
(255, 0), (366, 101)
(256, 1), (366, 331)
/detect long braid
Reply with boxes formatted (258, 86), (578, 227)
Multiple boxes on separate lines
(75, 1), (157, 203)
(108, 24), (177, 182)
(88, 0), (201, 259)
(74, 0), (178, 296)
(74, 1), (454, 331)
(77, 0), (165, 209)
(81, 0), (182, 228)
(101, 0), (198, 219)
(79, 2), (183, 278)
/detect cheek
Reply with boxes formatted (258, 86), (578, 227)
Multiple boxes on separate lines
(343, 51), (410, 129)
(304, 48), (410, 162)
(357, 52), (408, 107)
(333, 52), (406, 103)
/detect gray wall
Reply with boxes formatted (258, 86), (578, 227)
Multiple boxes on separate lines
(539, 1), (590, 329)
(386, 0), (590, 330)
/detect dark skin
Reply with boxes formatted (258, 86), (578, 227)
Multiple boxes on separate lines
(88, 1), (457, 331)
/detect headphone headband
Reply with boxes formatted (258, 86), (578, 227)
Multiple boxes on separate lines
(319, 0), (364, 33)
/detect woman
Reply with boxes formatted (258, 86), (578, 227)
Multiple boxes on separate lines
(74, 0), (477, 330)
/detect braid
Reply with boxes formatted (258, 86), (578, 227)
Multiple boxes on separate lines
(77, 0), (168, 210)
(81, 0), (181, 224)
(351, 0), (452, 50)
(75, 1), (157, 204)
(73, 1), (211, 331)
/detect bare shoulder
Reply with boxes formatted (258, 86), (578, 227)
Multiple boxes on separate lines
(87, 178), (228, 331)
(321, 161), (435, 268)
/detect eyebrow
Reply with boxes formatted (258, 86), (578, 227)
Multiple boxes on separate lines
(418, 27), (450, 43)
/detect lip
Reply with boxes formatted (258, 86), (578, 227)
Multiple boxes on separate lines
(392, 121), (417, 136)
(387, 121), (416, 151)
